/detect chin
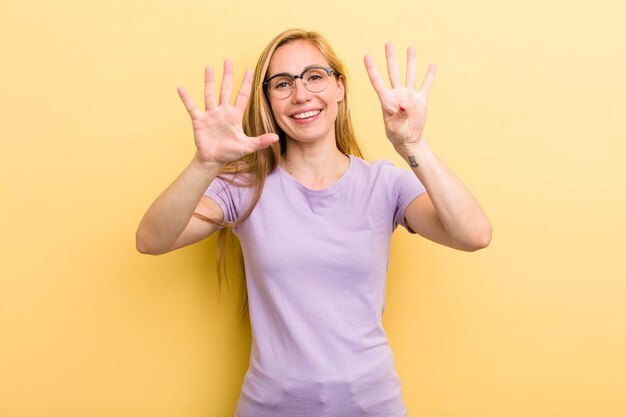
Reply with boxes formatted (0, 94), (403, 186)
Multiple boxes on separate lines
(285, 131), (333, 145)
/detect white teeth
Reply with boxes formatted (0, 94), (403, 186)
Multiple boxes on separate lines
(292, 110), (321, 119)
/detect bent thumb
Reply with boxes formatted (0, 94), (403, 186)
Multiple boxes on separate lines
(396, 105), (410, 120)
(254, 133), (280, 149)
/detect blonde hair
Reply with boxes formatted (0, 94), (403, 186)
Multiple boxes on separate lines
(201, 29), (364, 323)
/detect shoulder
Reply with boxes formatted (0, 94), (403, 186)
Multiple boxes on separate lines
(205, 169), (256, 205)
(349, 155), (407, 181)
(349, 155), (393, 170)
(350, 155), (425, 197)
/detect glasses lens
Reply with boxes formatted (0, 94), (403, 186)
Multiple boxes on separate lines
(266, 68), (332, 98)
(303, 68), (330, 93)
(269, 76), (294, 99)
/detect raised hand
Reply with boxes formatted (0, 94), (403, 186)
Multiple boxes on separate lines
(364, 43), (435, 150)
(177, 60), (279, 167)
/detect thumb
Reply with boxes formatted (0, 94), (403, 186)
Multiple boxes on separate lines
(396, 105), (410, 120)
(251, 133), (280, 150)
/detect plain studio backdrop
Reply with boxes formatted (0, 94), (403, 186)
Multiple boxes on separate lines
(1, 0), (625, 416)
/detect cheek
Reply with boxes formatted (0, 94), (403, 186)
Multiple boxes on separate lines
(268, 101), (287, 129)
(275, 118), (288, 132)
(325, 92), (340, 117)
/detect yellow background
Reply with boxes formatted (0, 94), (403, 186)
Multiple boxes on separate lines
(1, 0), (625, 416)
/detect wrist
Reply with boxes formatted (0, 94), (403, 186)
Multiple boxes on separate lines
(394, 139), (429, 160)
(190, 154), (225, 175)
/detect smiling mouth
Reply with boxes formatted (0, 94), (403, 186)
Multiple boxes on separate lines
(291, 110), (322, 120)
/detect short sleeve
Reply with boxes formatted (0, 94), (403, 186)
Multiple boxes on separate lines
(204, 175), (250, 232)
(385, 165), (426, 233)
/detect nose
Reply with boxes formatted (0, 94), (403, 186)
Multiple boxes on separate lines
(291, 78), (312, 103)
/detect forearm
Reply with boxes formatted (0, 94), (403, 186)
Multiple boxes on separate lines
(395, 140), (492, 249)
(136, 156), (223, 254)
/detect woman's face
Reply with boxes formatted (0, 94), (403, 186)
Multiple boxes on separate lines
(266, 40), (344, 146)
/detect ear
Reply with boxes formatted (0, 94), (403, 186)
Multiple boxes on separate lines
(336, 75), (345, 102)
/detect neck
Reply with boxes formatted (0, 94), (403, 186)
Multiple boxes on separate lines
(280, 140), (349, 188)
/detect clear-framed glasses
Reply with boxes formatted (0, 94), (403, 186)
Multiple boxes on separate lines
(263, 66), (335, 99)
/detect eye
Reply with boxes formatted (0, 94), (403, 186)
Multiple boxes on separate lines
(304, 69), (327, 83)
(271, 77), (293, 90)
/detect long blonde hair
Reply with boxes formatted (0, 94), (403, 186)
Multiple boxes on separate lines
(200, 29), (364, 322)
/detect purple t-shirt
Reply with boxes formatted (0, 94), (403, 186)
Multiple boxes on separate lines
(205, 155), (426, 417)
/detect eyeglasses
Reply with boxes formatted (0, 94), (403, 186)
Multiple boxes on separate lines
(263, 66), (335, 99)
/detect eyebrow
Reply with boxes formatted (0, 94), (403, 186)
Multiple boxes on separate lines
(265, 64), (327, 80)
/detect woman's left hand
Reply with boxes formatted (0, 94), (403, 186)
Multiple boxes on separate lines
(364, 43), (435, 150)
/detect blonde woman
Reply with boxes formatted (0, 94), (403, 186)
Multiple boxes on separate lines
(136, 28), (491, 417)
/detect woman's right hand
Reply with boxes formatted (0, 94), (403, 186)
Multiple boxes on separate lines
(177, 60), (279, 167)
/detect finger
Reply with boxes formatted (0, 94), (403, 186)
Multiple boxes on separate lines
(241, 133), (280, 155)
(177, 86), (203, 119)
(219, 59), (234, 106)
(385, 42), (402, 88)
(364, 54), (388, 99)
(419, 63), (437, 96)
(204, 66), (217, 111)
(406, 47), (417, 90)
(253, 133), (280, 149)
(397, 107), (411, 121)
(234, 68), (253, 112)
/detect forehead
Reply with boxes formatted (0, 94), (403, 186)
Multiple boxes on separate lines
(267, 40), (329, 75)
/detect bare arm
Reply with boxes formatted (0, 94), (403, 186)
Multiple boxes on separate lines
(365, 43), (491, 251)
(400, 140), (492, 251)
(135, 159), (224, 254)
(136, 61), (278, 254)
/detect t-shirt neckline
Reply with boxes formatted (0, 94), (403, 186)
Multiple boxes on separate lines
(275, 154), (354, 196)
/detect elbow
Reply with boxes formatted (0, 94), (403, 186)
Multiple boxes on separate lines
(135, 231), (168, 255)
(466, 223), (493, 252)
(136, 240), (153, 255)
(456, 222), (492, 252)
(135, 236), (154, 255)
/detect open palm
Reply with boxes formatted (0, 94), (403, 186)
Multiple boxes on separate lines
(364, 43), (435, 149)
(177, 60), (278, 166)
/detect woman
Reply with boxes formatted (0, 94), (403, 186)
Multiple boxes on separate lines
(137, 29), (491, 417)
